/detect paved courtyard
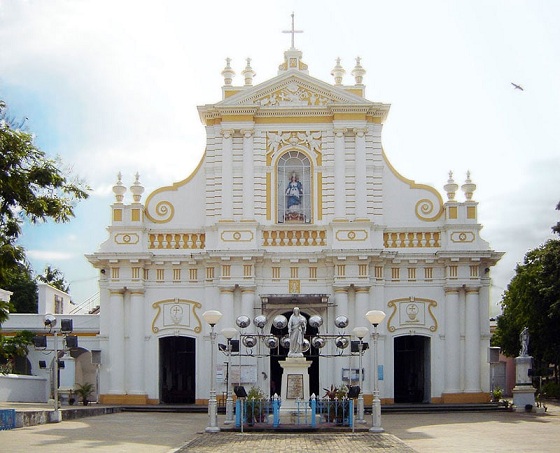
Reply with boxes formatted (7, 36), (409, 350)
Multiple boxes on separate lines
(0, 401), (559, 452)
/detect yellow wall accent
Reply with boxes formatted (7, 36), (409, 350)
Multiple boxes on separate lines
(383, 231), (441, 248)
(345, 87), (364, 97)
(266, 172), (271, 220)
(448, 206), (458, 219)
(113, 208), (122, 222)
(99, 394), (148, 405)
(289, 279), (301, 293)
(317, 172), (323, 220)
(333, 112), (367, 121)
(442, 392), (490, 404)
(467, 206), (476, 219)
(221, 114), (255, 122)
(255, 116), (332, 124)
(131, 208), (141, 222)
(262, 229), (327, 246)
(148, 232), (205, 249)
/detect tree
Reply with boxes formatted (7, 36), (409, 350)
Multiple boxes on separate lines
(492, 203), (560, 380)
(37, 265), (70, 293)
(2, 264), (38, 313)
(552, 201), (560, 236)
(0, 100), (89, 281)
(0, 298), (12, 325)
(0, 330), (34, 374)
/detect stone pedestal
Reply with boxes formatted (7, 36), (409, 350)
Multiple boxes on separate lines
(512, 355), (537, 412)
(279, 357), (311, 414)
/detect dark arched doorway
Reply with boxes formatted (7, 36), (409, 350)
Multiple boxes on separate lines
(269, 310), (319, 397)
(394, 335), (431, 403)
(159, 336), (196, 404)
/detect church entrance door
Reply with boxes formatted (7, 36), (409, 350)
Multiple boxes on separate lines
(269, 310), (319, 397)
(159, 336), (196, 404)
(393, 335), (431, 403)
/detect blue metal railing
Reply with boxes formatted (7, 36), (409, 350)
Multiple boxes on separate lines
(235, 396), (354, 428)
(0, 409), (16, 431)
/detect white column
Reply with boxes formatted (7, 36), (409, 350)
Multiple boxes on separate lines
(355, 287), (370, 328)
(333, 287), (349, 384)
(465, 287), (481, 392)
(241, 288), (255, 320)
(109, 290), (125, 394)
(127, 289), (145, 394)
(355, 128), (367, 218)
(220, 288), (235, 328)
(242, 129), (255, 219)
(444, 288), (461, 393)
(333, 129), (346, 218)
(221, 129), (234, 220)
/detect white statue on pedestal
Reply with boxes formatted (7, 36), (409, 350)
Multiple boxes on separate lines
(520, 327), (529, 357)
(288, 307), (306, 357)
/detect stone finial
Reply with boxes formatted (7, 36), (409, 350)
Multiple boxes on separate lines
(351, 57), (366, 85)
(443, 171), (459, 201)
(221, 58), (235, 86)
(242, 58), (256, 86)
(112, 172), (126, 203)
(461, 171), (476, 200)
(331, 57), (345, 86)
(130, 172), (145, 203)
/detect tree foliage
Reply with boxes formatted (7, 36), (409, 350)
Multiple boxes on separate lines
(0, 100), (89, 280)
(2, 264), (38, 313)
(552, 201), (560, 236)
(0, 329), (34, 374)
(37, 265), (70, 293)
(492, 239), (560, 372)
(0, 100), (88, 321)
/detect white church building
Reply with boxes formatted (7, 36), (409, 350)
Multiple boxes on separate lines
(84, 41), (503, 407)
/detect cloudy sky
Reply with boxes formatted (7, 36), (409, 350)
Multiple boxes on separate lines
(1, 0), (559, 314)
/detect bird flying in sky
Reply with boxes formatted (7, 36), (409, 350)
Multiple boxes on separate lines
(511, 82), (524, 91)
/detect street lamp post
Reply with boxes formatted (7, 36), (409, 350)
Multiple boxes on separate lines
(353, 326), (369, 424)
(203, 310), (223, 433)
(365, 310), (386, 433)
(221, 327), (238, 425)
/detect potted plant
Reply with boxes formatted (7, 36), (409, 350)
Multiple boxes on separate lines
(322, 384), (349, 424)
(245, 386), (267, 425)
(491, 387), (503, 403)
(75, 382), (95, 406)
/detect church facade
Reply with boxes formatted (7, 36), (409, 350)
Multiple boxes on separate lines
(87, 44), (502, 406)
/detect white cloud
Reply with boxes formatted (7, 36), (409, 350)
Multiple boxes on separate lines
(3, 1), (560, 305)
(26, 250), (75, 261)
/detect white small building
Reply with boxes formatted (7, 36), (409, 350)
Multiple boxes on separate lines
(84, 42), (503, 407)
(1, 284), (100, 403)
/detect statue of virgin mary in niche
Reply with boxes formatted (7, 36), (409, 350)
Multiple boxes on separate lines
(285, 173), (303, 210)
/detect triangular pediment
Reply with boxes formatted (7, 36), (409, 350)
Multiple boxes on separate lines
(217, 71), (373, 108)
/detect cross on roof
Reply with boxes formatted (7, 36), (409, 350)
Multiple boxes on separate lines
(282, 12), (303, 49)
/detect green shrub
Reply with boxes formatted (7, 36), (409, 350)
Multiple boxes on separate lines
(540, 382), (560, 399)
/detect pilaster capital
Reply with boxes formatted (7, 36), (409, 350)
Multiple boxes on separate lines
(465, 286), (480, 295)
(353, 127), (367, 137)
(219, 286), (235, 294)
(355, 286), (371, 294)
(333, 128), (347, 138)
(240, 286), (256, 294)
(333, 286), (350, 294)
(444, 286), (460, 295)
(221, 128), (234, 139)
(241, 129), (254, 138)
